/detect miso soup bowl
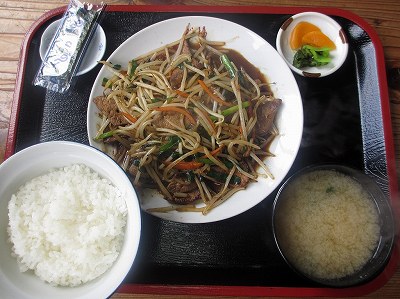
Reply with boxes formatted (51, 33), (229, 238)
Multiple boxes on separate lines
(272, 164), (395, 287)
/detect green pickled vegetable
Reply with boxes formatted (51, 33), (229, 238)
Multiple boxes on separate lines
(293, 45), (332, 68)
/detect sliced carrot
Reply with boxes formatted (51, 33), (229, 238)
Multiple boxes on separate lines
(199, 145), (225, 159)
(198, 79), (232, 107)
(165, 146), (226, 170)
(290, 22), (321, 50)
(121, 112), (138, 123)
(173, 161), (204, 170)
(168, 146), (225, 170)
(301, 31), (336, 49)
(174, 89), (190, 98)
(154, 106), (196, 125)
(208, 145), (225, 157)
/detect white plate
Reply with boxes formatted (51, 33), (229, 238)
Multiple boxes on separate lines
(276, 12), (349, 77)
(87, 16), (303, 223)
(40, 19), (106, 76)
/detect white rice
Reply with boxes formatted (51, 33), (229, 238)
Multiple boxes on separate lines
(7, 164), (127, 287)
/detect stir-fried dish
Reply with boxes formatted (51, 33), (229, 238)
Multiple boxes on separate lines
(93, 25), (282, 214)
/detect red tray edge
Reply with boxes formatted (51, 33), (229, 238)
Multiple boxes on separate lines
(5, 4), (400, 297)
(5, 5), (66, 162)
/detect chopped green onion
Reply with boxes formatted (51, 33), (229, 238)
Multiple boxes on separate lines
(210, 101), (251, 121)
(206, 170), (227, 182)
(221, 101), (250, 117)
(159, 135), (180, 153)
(128, 59), (138, 77)
(221, 54), (248, 87)
(196, 158), (215, 164)
(232, 176), (242, 185)
(221, 54), (236, 78)
(223, 160), (234, 169)
(101, 77), (108, 87)
(151, 98), (163, 103)
(195, 158), (233, 169)
(112, 64), (122, 70)
(95, 130), (115, 140)
(171, 151), (181, 159)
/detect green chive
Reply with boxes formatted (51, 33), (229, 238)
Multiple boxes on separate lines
(101, 77), (108, 87)
(95, 130), (115, 140)
(221, 54), (236, 78)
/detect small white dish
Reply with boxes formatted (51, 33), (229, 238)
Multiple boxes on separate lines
(276, 12), (348, 77)
(40, 19), (106, 76)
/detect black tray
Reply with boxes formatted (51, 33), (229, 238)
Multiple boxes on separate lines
(7, 5), (399, 297)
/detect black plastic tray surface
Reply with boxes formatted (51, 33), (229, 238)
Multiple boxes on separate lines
(14, 11), (389, 288)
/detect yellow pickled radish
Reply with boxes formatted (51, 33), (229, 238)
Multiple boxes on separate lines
(301, 31), (336, 49)
(289, 21), (321, 49)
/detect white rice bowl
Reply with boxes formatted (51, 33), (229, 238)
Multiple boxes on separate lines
(8, 164), (128, 287)
(0, 141), (141, 299)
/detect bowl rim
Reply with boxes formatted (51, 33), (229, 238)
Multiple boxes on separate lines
(272, 163), (395, 287)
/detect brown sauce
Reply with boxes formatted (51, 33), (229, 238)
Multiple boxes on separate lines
(225, 48), (268, 84)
